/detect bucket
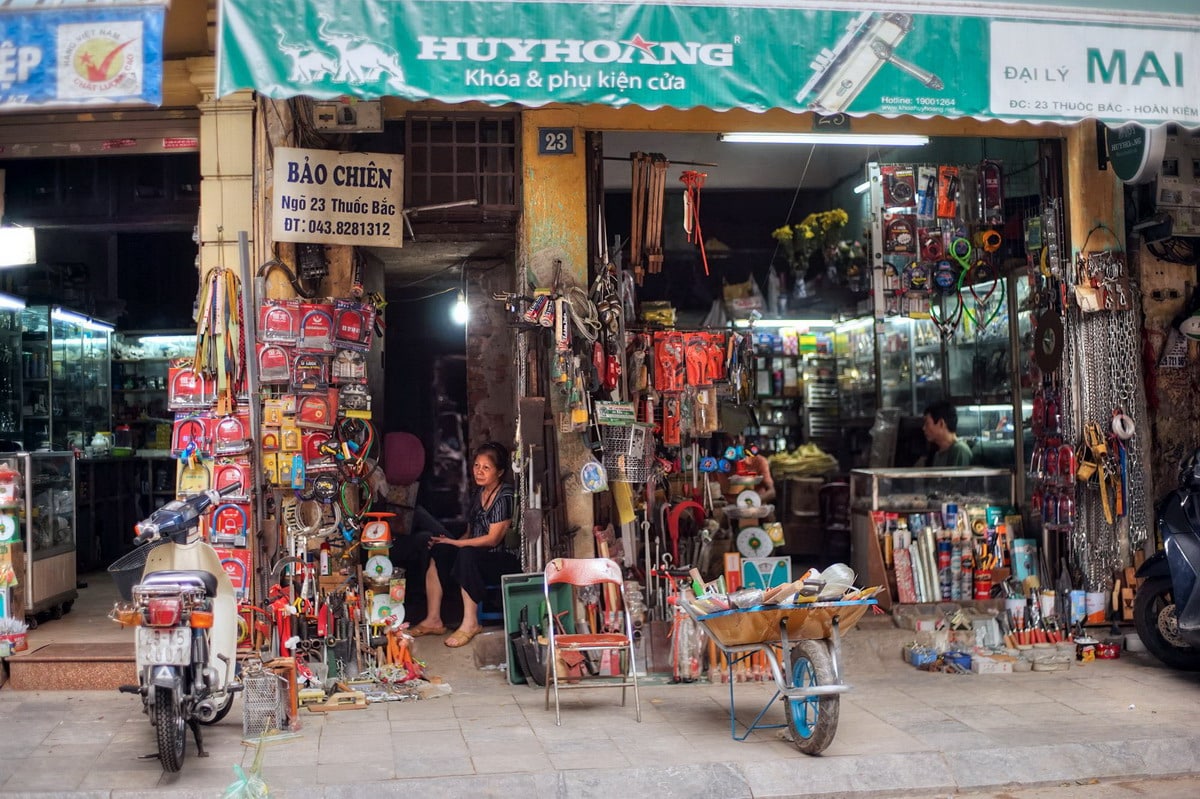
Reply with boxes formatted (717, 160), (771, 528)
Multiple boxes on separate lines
(973, 570), (992, 600)
(1069, 590), (1087, 625)
(1075, 636), (1098, 662)
(1085, 591), (1107, 624)
(1039, 590), (1057, 620)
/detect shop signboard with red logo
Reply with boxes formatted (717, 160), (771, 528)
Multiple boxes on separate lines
(0, 3), (165, 110)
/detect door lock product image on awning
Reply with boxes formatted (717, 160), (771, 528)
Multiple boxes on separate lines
(797, 12), (944, 114)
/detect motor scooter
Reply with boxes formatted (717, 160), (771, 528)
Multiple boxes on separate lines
(109, 485), (242, 771)
(1134, 452), (1200, 671)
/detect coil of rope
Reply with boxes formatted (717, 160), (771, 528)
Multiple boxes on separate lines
(565, 285), (601, 343)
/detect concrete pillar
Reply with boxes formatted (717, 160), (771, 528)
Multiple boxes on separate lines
(1065, 122), (1124, 247)
(518, 109), (594, 557)
(187, 57), (256, 276)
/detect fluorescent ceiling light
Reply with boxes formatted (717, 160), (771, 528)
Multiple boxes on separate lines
(0, 227), (36, 267)
(853, 181), (872, 194)
(0, 292), (25, 311)
(720, 132), (929, 146)
(735, 318), (836, 329)
(52, 307), (114, 332)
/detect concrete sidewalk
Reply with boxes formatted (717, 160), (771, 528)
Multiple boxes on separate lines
(2, 618), (1199, 798)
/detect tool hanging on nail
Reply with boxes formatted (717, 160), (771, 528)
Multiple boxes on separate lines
(680, 170), (710, 275)
(629, 152), (669, 285)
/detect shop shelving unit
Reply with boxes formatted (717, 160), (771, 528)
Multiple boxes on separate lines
(112, 331), (191, 451)
(877, 316), (943, 416)
(19, 306), (112, 452)
(0, 303), (23, 447)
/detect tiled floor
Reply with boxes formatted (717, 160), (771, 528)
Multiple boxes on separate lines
(3, 580), (1200, 797)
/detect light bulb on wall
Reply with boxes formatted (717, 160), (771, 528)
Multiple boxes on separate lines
(451, 290), (469, 324)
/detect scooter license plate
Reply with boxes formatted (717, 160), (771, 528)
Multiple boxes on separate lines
(136, 627), (191, 666)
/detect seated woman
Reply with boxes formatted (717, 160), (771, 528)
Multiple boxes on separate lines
(409, 441), (520, 647)
(714, 433), (776, 503)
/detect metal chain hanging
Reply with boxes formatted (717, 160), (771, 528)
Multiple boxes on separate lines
(1059, 270), (1147, 591)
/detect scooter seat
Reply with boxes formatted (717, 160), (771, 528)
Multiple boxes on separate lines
(139, 570), (218, 597)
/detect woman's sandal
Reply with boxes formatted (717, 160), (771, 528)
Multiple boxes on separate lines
(444, 628), (481, 648)
(409, 624), (448, 637)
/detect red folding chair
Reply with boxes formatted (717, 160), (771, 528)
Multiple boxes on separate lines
(543, 557), (642, 725)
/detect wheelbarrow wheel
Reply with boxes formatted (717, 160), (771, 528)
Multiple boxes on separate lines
(787, 639), (839, 755)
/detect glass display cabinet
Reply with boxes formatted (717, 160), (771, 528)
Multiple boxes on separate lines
(21, 306), (113, 451)
(833, 318), (876, 425)
(849, 466), (1015, 610)
(0, 450), (77, 622)
(877, 316), (942, 416)
(0, 296), (24, 447)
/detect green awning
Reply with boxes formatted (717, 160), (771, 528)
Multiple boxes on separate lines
(217, 0), (1200, 127)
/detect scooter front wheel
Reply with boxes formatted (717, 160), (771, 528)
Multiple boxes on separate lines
(1133, 575), (1200, 671)
(155, 689), (187, 772)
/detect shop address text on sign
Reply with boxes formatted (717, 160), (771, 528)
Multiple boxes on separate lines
(272, 147), (404, 248)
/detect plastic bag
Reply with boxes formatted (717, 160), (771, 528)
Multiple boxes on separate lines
(222, 765), (271, 799)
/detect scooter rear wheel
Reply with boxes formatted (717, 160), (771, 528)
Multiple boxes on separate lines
(155, 689), (187, 772)
(1133, 575), (1200, 671)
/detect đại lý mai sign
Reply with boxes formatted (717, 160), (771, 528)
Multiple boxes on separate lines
(272, 147), (404, 249)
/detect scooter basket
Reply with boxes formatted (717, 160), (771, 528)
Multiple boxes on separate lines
(242, 670), (288, 738)
(107, 540), (170, 602)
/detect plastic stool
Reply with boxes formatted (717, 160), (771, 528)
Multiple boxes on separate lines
(478, 583), (504, 623)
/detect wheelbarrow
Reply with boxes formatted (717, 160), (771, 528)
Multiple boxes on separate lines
(683, 598), (876, 755)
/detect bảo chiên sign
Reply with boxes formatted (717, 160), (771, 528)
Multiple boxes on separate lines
(272, 147), (404, 248)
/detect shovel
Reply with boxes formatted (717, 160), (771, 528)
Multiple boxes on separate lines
(509, 607), (538, 686)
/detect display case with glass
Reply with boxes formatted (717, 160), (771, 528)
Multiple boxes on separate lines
(849, 466), (1015, 513)
(0, 296), (24, 446)
(848, 466), (1015, 609)
(945, 270), (1019, 403)
(0, 450), (77, 620)
(112, 331), (191, 451)
(20, 306), (112, 451)
(833, 317), (876, 424)
(877, 316), (942, 416)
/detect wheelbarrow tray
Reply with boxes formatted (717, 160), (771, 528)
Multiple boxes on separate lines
(688, 600), (873, 649)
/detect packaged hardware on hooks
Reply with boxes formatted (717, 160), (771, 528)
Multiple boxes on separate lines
(257, 344), (292, 384)
(1072, 225), (1130, 312)
(259, 299), (301, 344)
